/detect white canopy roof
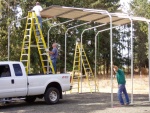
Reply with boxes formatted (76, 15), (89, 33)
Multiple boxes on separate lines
(41, 5), (149, 25)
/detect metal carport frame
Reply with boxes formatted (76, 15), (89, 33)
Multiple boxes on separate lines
(80, 23), (107, 93)
(40, 6), (150, 108)
(47, 19), (74, 73)
(7, 6), (149, 108)
(64, 21), (91, 73)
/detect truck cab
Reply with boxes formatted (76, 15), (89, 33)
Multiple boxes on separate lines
(0, 62), (27, 98)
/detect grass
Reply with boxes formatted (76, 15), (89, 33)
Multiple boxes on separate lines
(69, 75), (149, 94)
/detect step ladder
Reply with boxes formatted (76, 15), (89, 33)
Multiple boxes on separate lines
(20, 11), (55, 74)
(71, 42), (99, 93)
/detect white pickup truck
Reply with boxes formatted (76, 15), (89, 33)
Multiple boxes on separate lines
(0, 61), (71, 104)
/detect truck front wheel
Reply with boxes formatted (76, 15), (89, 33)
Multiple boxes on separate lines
(44, 87), (60, 104)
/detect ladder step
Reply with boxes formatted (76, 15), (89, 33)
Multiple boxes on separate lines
(42, 60), (48, 61)
(21, 60), (28, 62)
(40, 53), (47, 55)
(39, 46), (45, 49)
(84, 64), (88, 65)
(22, 54), (28, 56)
(26, 29), (31, 30)
(25, 35), (30, 37)
(23, 48), (28, 49)
(38, 44), (44, 46)
(39, 48), (45, 49)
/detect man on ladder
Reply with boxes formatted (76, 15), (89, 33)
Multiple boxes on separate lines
(20, 2), (55, 74)
(32, 2), (43, 35)
(47, 43), (58, 73)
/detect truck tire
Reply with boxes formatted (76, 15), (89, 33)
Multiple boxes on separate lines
(25, 96), (36, 103)
(44, 87), (60, 104)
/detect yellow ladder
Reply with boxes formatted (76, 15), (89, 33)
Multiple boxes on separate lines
(71, 42), (81, 93)
(20, 11), (55, 74)
(71, 42), (99, 93)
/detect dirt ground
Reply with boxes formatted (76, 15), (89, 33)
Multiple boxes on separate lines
(0, 76), (150, 113)
(71, 75), (149, 94)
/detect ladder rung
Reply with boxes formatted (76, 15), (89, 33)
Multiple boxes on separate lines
(24, 41), (29, 43)
(22, 54), (28, 56)
(37, 41), (42, 43)
(38, 45), (44, 47)
(21, 60), (28, 62)
(39, 48), (45, 49)
(42, 60), (48, 61)
(25, 35), (30, 37)
(85, 68), (90, 69)
(40, 53), (47, 55)
(38, 43), (43, 45)
(23, 48), (28, 49)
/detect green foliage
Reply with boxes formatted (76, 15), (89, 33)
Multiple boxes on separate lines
(0, 0), (125, 75)
(130, 0), (149, 70)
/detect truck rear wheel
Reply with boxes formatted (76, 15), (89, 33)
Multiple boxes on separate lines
(44, 87), (60, 104)
(25, 96), (36, 103)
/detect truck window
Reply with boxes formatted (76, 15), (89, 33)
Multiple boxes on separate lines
(13, 64), (23, 76)
(0, 65), (11, 77)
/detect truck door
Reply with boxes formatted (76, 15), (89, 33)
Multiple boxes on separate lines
(12, 64), (27, 96)
(0, 65), (15, 98)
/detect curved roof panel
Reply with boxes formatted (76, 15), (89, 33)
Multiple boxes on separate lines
(41, 6), (149, 25)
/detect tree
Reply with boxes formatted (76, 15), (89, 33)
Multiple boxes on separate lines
(0, 0), (125, 75)
(129, 0), (150, 73)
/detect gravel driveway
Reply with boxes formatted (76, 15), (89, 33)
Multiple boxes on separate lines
(0, 92), (150, 113)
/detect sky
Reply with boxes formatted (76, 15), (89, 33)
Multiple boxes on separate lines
(120, 0), (132, 13)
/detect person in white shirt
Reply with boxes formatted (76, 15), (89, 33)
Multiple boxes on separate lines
(32, 2), (43, 35)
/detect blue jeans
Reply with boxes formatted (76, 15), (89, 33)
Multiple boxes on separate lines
(118, 84), (130, 105)
(36, 16), (42, 35)
(51, 58), (57, 73)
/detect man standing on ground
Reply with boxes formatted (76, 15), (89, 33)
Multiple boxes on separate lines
(113, 65), (130, 105)
(49, 43), (58, 73)
(32, 2), (43, 35)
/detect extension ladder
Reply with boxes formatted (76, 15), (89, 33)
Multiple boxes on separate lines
(20, 11), (55, 74)
(71, 42), (99, 93)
